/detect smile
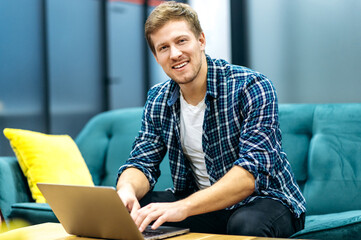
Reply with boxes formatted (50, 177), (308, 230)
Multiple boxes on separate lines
(173, 62), (188, 69)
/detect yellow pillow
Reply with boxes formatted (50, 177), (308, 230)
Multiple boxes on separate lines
(3, 128), (94, 203)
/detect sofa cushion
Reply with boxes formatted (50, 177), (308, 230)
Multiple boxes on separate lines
(303, 104), (361, 215)
(9, 203), (58, 225)
(292, 210), (361, 239)
(3, 128), (94, 203)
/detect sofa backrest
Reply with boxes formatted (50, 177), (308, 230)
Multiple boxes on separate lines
(279, 104), (315, 193)
(75, 107), (172, 190)
(279, 103), (361, 215)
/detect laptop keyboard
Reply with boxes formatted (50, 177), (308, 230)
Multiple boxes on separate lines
(142, 227), (165, 237)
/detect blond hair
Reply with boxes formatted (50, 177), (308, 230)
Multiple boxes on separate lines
(145, 1), (203, 54)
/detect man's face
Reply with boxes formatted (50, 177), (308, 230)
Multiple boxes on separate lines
(151, 20), (206, 85)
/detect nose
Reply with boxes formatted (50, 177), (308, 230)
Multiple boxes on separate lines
(170, 45), (182, 60)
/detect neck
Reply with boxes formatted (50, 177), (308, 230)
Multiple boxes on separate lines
(179, 54), (208, 106)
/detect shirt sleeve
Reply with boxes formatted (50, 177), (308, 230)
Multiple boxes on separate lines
(117, 87), (167, 190)
(234, 73), (283, 194)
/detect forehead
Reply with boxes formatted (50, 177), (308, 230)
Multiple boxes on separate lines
(151, 20), (196, 45)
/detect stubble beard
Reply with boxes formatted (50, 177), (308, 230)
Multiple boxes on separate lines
(171, 56), (203, 86)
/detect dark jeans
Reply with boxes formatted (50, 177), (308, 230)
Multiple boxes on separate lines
(139, 191), (305, 238)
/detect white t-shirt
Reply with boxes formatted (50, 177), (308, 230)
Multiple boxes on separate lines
(179, 92), (211, 190)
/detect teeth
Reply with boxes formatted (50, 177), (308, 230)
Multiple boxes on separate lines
(174, 62), (187, 69)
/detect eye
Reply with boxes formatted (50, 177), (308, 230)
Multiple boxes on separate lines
(178, 38), (187, 44)
(158, 45), (168, 52)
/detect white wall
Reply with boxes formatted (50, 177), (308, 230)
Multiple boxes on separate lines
(248, 0), (361, 103)
(189, 0), (232, 62)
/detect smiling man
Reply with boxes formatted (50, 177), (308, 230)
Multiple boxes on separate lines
(116, 1), (306, 238)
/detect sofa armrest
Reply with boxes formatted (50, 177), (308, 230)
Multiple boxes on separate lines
(0, 156), (32, 221)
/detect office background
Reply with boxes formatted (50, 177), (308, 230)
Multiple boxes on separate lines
(0, 0), (360, 156)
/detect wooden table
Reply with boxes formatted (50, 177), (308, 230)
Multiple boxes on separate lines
(0, 223), (292, 240)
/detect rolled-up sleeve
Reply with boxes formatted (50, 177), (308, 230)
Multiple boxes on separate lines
(234, 74), (282, 194)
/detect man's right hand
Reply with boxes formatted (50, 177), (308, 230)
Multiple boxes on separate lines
(117, 186), (141, 221)
(116, 168), (150, 222)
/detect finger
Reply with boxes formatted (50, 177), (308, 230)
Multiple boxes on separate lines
(134, 206), (151, 229)
(151, 215), (167, 230)
(130, 200), (141, 221)
(138, 211), (161, 232)
(117, 192), (135, 213)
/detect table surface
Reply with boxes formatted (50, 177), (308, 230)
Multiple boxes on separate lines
(0, 222), (293, 240)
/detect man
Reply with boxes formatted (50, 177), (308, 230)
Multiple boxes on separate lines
(117, 1), (306, 237)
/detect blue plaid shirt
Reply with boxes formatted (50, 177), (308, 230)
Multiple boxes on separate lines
(118, 55), (306, 218)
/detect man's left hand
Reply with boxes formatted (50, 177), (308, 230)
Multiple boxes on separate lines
(134, 201), (189, 232)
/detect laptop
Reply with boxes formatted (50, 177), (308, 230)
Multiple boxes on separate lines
(37, 183), (189, 240)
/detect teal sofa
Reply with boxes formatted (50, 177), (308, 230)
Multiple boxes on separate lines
(1, 104), (361, 239)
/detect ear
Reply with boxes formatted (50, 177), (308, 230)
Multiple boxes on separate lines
(198, 32), (206, 51)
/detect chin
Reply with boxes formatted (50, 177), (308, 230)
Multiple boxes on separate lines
(173, 76), (195, 85)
